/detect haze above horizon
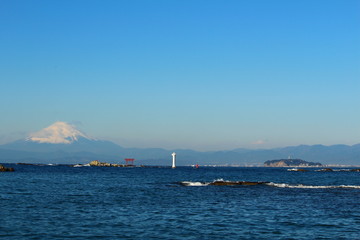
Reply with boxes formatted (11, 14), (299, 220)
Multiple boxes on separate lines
(1, 0), (359, 151)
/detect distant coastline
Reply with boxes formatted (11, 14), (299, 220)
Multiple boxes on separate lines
(1, 122), (360, 166)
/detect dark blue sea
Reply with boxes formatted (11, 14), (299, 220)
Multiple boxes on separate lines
(1, 164), (360, 239)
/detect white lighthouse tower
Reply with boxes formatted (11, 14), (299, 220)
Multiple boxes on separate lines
(171, 152), (176, 168)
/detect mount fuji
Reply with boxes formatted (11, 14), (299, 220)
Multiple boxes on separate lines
(1, 122), (124, 154)
(26, 121), (94, 144)
(0, 122), (138, 163)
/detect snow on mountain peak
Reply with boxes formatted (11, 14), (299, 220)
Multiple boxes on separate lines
(27, 121), (93, 144)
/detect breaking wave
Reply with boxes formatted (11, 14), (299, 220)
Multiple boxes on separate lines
(180, 178), (227, 186)
(180, 181), (209, 186)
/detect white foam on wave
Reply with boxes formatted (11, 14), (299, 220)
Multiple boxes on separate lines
(266, 182), (360, 189)
(180, 179), (233, 186)
(214, 178), (225, 182)
(180, 181), (209, 186)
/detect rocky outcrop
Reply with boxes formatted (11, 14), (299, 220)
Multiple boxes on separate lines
(179, 180), (269, 186)
(88, 160), (125, 167)
(288, 168), (308, 172)
(316, 168), (334, 172)
(350, 168), (360, 172)
(0, 164), (14, 172)
(89, 160), (109, 166)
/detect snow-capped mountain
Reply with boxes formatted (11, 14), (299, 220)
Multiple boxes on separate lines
(0, 121), (125, 156)
(26, 121), (93, 144)
(0, 121), (172, 164)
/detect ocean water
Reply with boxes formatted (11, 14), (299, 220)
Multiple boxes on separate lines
(1, 165), (360, 240)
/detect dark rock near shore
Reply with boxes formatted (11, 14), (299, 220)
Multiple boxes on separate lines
(0, 164), (14, 172)
(179, 180), (269, 187)
(316, 168), (334, 172)
(350, 168), (360, 172)
(287, 168), (309, 172)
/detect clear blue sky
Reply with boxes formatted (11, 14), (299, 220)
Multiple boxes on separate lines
(0, 0), (359, 150)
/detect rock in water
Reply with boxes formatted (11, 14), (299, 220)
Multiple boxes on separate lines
(179, 180), (268, 187)
(0, 164), (14, 172)
(350, 169), (360, 172)
(316, 168), (333, 172)
(89, 160), (109, 166)
(88, 160), (124, 167)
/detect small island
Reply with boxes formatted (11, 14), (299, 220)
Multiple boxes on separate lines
(264, 159), (322, 167)
(73, 160), (137, 167)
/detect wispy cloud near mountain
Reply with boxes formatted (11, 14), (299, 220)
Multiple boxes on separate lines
(251, 140), (267, 145)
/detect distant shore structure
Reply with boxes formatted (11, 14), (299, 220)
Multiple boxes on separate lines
(124, 158), (135, 166)
(172, 152), (176, 168)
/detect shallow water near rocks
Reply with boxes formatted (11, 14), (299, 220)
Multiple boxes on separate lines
(1, 165), (360, 239)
